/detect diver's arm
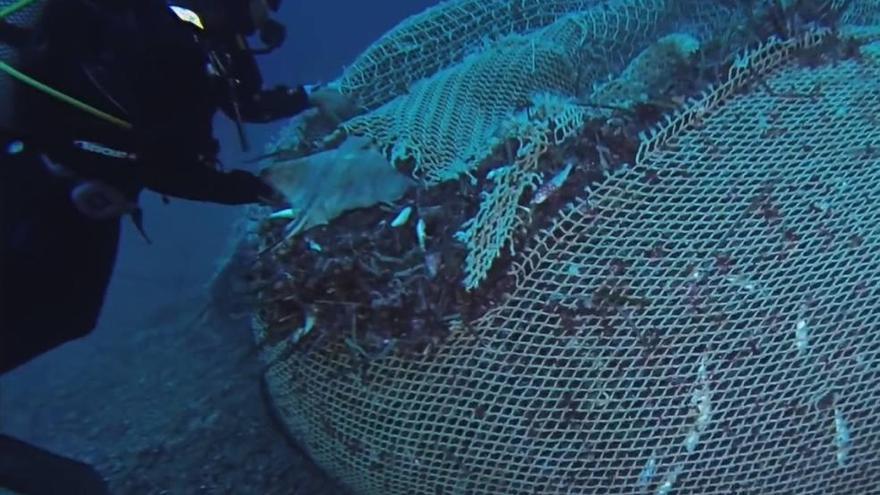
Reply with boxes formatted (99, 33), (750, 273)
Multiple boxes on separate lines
(231, 84), (312, 123)
(136, 155), (274, 205)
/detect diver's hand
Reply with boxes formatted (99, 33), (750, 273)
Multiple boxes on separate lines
(254, 177), (287, 207)
(307, 85), (358, 124)
(250, 85), (310, 121)
(229, 169), (286, 206)
(257, 186), (287, 208)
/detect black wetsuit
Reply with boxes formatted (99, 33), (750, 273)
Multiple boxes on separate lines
(1, 0), (310, 491)
(0, 0), (310, 374)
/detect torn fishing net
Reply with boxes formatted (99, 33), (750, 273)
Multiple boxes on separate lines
(211, 1), (880, 494)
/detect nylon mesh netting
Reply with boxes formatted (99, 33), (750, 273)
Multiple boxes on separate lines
(340, 0), (737, 186)
(335, 0), (601, 112)
(843, 0), (880, 24)
(256, 29), (880, 495)
(329, 0), (742, 289)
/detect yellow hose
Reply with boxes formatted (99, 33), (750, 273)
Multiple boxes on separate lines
(0, 60), (132, 129)
(0, 0), (38, 19)
(1, 0), (132, 129)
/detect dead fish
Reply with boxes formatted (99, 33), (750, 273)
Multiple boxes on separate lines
(531, 161), (574, 205)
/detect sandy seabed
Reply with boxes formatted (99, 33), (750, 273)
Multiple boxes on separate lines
(0, 294), (347, 495)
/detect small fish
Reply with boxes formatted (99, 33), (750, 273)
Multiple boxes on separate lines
(416, 218), (427, 251)
(685, 430), (699, 453)
(834, 405), (851, 467)
(269, 208), (296, 220)
(531, 161), (574, 205)
(390, 206), (413, 227)
(306, 239), (323, 252)
(656, 465), (682, 495)
(290, 310), (317, 345)
(638, 457), (657, 487)
(486, 164), (513, 181)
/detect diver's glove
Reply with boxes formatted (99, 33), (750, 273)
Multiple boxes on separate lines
(245, 85), (357, 124)
(229, 169), (286, 206)
(246, 85), (311, 121)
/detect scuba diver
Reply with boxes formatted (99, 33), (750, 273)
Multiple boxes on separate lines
(0, 0), (352, 492)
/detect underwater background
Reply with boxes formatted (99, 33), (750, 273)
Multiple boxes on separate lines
(6, 1), (880, 494)
(0, 1), (437, 493)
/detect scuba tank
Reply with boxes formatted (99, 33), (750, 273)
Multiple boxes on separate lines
(2, 0), (148, 240)
(0, 0), (44, 127)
